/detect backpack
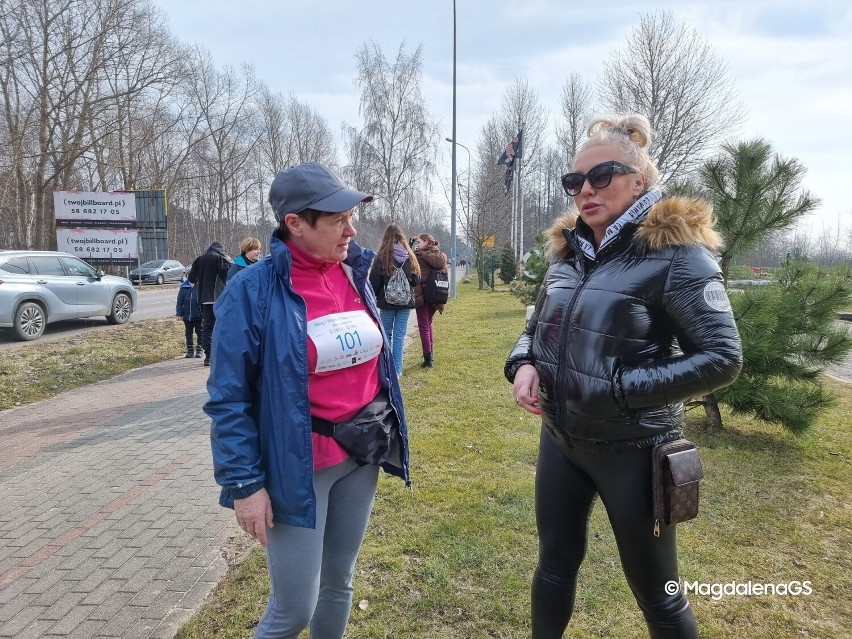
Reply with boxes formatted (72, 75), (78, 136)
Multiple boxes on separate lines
(423, 267), (450, 305)
(384, 261), (413, 306)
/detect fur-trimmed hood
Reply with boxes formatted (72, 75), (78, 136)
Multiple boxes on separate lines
(546, 195), (723, 261)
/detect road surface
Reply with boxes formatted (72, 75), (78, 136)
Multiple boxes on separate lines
(0, 285), (179, 349)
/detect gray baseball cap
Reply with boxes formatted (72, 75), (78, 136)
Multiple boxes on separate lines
(268, 162), (373, 222)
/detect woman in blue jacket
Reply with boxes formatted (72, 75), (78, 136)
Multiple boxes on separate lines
(206, 163), (410, 639)
(226, 236), (261, 281)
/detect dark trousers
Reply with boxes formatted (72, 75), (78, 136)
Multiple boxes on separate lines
(183, 319), (202, 348)
(533, 427), (699, 639)
(201, 304), (216, 357)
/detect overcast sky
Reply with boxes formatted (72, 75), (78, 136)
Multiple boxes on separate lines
(158, 0), (852, 235)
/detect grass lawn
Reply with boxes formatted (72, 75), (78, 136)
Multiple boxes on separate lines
(175, 280), (851, 638)
(0, 317), (184, 410)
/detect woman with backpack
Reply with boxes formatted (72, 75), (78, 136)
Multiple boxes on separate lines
(369, 223), (421, 375)
(412, 233), (448, 368)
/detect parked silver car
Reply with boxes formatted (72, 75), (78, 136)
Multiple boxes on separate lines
(129, 259), (185, 285)
(0, 250), (137, 341)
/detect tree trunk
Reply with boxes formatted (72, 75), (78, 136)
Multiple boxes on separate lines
(702, 392), (724, 430)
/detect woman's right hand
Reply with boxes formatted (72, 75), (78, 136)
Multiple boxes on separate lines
(513, 364), (541, 415)
(234, 488), (274, 548)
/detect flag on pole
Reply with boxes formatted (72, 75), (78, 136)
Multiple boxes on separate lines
(497, 129), (524, 194)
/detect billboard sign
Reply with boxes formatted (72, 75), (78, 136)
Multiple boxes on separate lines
(53, 191), (137, 225)
(56, 228), (139, 261)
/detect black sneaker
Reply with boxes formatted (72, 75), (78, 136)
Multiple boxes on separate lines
(195, 347), (204, 358)
(203, 358), (210, 367)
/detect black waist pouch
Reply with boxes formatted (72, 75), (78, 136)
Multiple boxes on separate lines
(311, 388), (399, 465)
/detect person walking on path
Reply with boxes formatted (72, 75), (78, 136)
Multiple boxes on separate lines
(188, 241), (231, 366)
(412, 233), (448, 368)
(206, 162), (411, 639)
(369, 223), (421, 375)
(175, 270), (203, 358)
(227, 236), (262, 281)
(505, 114), (742, 638)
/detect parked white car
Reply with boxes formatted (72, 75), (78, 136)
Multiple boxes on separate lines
(0, 250), (137, 340)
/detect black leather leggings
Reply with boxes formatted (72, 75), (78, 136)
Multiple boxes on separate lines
(533, 427), (698, 639)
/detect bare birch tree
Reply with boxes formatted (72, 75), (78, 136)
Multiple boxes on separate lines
(256, 90), (337, 178)
(555, 72), (594, 168)
(352, 41), (438, 223)
(183, 50), (261, 240)
(599, 9), (746, 183)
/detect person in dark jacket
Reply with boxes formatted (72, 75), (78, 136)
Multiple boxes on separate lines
(504, 114), (742, 639)
(369, 223), (421, 375)
(412, 233), (447, 368)
(206, 162), (410, 639)
(175, 272), (203, 358)
(226, 236), (261, 281)
(188, 241), (231, 366)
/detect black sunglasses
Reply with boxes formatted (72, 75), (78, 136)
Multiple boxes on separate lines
(561, 161), (637, 197)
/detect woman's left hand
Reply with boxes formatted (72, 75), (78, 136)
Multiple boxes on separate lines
(513, 364), (542, 415)
(234, 488), (274, 548)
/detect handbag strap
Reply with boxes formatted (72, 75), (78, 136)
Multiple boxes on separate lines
(311, 416), (335, 437)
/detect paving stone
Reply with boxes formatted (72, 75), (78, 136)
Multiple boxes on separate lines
(86, 589), (135, 620)
(46, 603), (98, 634)
(37, 591), (86, 621)
(80, 577), (127, 607)
(65, 621), (108, 639)
(94, 605), (148, 638)
(0, 358), (231, 638)
(0, 604), (48, 637)
(7, 620), (56, 639)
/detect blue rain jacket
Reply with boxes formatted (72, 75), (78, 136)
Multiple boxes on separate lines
(205, 230), (410, 528)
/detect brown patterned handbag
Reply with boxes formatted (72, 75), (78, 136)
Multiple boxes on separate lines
(652, 439), (704, 537)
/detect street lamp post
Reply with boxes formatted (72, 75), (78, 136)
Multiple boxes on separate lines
(448, 0), (458, 298)
(445, 137), (470, 276)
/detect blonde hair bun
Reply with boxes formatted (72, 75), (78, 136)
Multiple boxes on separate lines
(586, 115), (652, 152)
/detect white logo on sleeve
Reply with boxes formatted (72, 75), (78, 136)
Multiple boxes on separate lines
(703, 282), (731, 311)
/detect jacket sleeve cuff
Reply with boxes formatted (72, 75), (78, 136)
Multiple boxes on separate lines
(229, 481), (265, 500)
(504, 356), (535, 383)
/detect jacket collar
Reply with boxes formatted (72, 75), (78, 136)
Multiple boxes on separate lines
(268, 229), (375, 282)
(547, 195), (723, 261)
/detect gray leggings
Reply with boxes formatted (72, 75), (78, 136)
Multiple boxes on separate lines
(255, 458), (380, 639)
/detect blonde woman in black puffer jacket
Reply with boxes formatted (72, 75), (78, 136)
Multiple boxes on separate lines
(505, 114), (742, 639)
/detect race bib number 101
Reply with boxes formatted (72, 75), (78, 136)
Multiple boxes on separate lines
(307, 310), (383, 373)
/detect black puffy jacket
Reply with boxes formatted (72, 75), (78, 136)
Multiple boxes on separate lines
(188, 242), (231, 304)
(505, 196), (742, 448)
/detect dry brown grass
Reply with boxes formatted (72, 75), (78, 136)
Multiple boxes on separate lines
(0, 317), (184, 410)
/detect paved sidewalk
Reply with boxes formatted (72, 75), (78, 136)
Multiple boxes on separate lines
(0, 356), (241, 639)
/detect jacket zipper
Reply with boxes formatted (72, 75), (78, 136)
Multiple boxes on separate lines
(552, 234), (628, 427)
(554, 258), (594, 428)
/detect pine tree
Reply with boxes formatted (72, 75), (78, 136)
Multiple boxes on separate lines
(509, 230), (549, 305)
(698, 139), (852, 432)
(498, 244), (517, 284)
(716, 257), (852, 432)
